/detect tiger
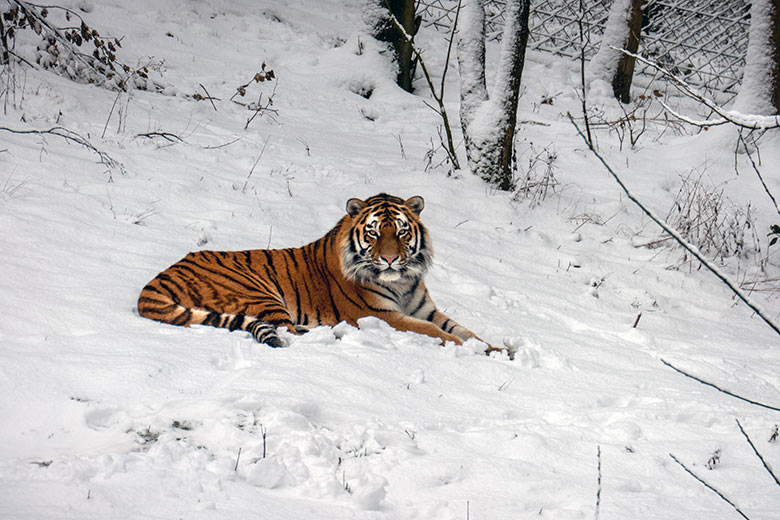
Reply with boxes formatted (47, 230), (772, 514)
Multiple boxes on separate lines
(138, 193), (501, 354)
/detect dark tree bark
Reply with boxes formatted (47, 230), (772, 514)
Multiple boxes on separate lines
(612, 0), (644, 103)
(0, 14), (9, 65)
(591, 0), (645, 104)
(457, 0), (530, 190)
(373, 0), (420, 92)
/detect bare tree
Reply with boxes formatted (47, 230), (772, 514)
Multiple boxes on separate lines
(733, 0), (780, 115)
(457, 0), (530, 190)
(590, 0), (644, 103)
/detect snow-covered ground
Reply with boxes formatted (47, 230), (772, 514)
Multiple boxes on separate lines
(1, 1), (779, 518)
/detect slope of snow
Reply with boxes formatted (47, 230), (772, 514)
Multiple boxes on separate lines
(1, 1), (779, 519)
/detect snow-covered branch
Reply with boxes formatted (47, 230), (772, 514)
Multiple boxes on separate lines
(568, 113), (780, 339)
(612, 47), (780, 130)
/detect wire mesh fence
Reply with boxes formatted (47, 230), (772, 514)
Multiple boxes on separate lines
(417, 0), (751, 93)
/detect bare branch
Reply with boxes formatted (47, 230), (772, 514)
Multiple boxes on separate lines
(198, 83), (218, 111)
(135, 131), (183, 143)
(102, 90), (122, 139)
(242, 135), (270, 194)
(669, 453), (751, 520)
(660, 359), (780, 412)
(577, 0), (593, 149)
(611, 46), (780, 130)
(384, 5), (461, 169)
(737, 131), (780, 217)
(202, 137), (241, 150)
(595, 445), (602, 520)
(439, 0), (462, 95)
(736, 419), (780, 488)
(0, 125), (124, 173)
(568, 113), (780, 338)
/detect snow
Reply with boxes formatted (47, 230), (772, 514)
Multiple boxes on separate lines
(2, 0), (780, 519)
(589, 0), (632, 86)
(456, 0), (488, 127)
(733, 0), (780, 115)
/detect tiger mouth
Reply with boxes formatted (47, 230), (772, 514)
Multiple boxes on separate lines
(374, 260), (406, 271)
(372, 260), (406, 271)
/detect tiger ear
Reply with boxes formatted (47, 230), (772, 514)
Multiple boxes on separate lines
(346, 198), (367, 216)
(405, 196), (425, 214)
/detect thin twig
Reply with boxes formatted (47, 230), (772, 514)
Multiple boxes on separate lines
(4, 48), (36, 71)
(0, 125), (124, 172)
(660, 359), (780, 412)
(234, 447), (242, 471)
(735, 419), (780, 487)
(242, 135), (270, 194)
(102, 90), (122, 138)
(632, 312), (642, 328)
(202, 137), (241, 150)
(199, 83), (218, 111)
(260, 424), (267, 459)
(384, 2), (461, 169)
(568, 113), (780, 338)
(245, 81), (278, 129)
(595, 445), (602, 520)
(669, 453), (751, 520)
(135, 131), (183, 143)
(737, 131), (780, 216)
(577, 0), (593, 149)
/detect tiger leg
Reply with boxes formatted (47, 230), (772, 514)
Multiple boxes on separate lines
(404, 290), (483, 345)
(138, 281), (295, 347)
(429, 309), (509, 357)
(377, 311), (464, 345)
(428, 309), (482, 343)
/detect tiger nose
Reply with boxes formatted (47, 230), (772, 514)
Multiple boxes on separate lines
(382, 255), (399, 265)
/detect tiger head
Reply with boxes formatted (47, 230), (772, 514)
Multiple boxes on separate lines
(341, 193), (433, 285)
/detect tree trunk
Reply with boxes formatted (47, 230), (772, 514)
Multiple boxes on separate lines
(612, 0), (644, 103)
(373, 0), (419, 93)
(457, 0), (530, 190)
(590, 0), (644, 103)
(773, 0), (780, 113)
(0, 14), (9, 65)
(391, 0), (418, 92)
(734, 0), (780, 115)
(457, 0), (488, 176)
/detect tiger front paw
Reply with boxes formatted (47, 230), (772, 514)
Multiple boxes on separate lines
(264, 335), (286, 348)
(485, 344), (514, 360)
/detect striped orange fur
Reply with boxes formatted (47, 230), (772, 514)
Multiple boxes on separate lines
(138, 193), (493, 350)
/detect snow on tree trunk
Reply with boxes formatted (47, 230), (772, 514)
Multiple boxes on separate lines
(457, 0), (530, 190)
(733, 0), (780, 115)
(368, 0), (419, 93)
(590, 0), (643, 103)
(457, 0), (488, 135)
